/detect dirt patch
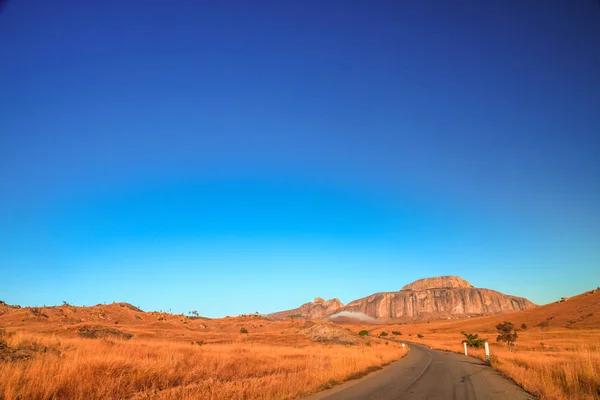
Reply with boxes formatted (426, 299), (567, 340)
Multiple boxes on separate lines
(0, 340), (36, 362)
(77, 325), (133, 340)
(300, 324), (362, 345)
(0, 335), (60, 362)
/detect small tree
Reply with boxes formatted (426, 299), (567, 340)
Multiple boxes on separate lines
(520, 323), (527, 330)
(496, 321), (518, 351)
(461, 331), (487, 348)
(379, 331), (388, 337)
(392, 331), (402, 336)
(417, 333), (424, 339)
(240, 327), (248, 334)
(358, 330), (369, 336)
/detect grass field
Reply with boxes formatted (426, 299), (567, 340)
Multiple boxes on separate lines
(0, 305), (406, 400)
(1, 289), (598, 399)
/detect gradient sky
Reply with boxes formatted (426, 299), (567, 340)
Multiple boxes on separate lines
(1, 1), (599, 317)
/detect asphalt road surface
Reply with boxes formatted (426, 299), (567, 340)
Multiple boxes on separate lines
(304, 342), (536, 400)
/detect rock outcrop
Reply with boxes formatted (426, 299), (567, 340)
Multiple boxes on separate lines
(300, 322), (362, 345)
(341, 276), (536, 320)
(401, 276), (473, 291)
(268, 297), (343, 320)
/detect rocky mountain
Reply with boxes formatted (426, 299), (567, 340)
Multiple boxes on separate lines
(268, 276), (536, 321)
(402, 276), (472, 291)
(341, 276), (536, 320)
(267, 297), (344, 320)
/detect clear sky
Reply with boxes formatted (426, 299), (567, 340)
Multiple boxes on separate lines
(1, 1), (599, 317)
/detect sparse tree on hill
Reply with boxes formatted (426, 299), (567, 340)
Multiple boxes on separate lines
(358, 330), (369, 336)
(496, 321), (518, 351)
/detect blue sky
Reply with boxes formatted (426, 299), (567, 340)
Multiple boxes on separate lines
(1, 1), (599, 317)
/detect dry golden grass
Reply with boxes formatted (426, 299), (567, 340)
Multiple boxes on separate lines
(0, 327), (406, 400)
(2, 289), (598, 399)
(400, 330), (600, 400)
(364, 320), (600, 399)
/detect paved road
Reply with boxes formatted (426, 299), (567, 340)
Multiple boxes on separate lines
(304, 342), (535, 400)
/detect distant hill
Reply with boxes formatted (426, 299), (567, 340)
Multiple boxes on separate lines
(267, 297), (343, 320)
(268, 276), (536, 322)
(416, 286), (600, 332)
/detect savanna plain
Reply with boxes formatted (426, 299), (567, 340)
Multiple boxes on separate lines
(1, 288), (599, 400)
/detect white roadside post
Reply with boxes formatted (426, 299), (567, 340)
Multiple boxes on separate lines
(485, 342), (490, 362)
(463, 342), (468, 356)
(401, 343), (405, 349)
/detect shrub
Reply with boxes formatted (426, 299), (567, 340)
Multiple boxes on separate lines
(461, 331), (487, 348)
(521, 324), (527, 330)
(30, 308), (48, 318)
(536, 321), (549, 329)
(391, 331), (402, 336)
(379, 331), (388, 337)
(358, 330), (369, 336)
(240, 328), (248, 334)
(417, 334), (424, 339)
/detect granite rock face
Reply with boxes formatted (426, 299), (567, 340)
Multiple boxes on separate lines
(342, 276), (536, 320)
(267, 276), (536, 321)
(268, 297), (344, 320)
(401, 276), (473, 291)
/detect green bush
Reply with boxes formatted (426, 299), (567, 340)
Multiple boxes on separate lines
(417, 333), (424, 339)
(391, 331), (402, 336)
(379, 331), (388, 337)
(461, 331), (487, 348)
(240, 327), (248, 334)
(358, 330), (369, 336)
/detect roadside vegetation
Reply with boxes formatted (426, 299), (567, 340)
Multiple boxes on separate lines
(413, 328), (599, 400)
(0, 304), (407, 400)
(371, 325), (599, 397)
